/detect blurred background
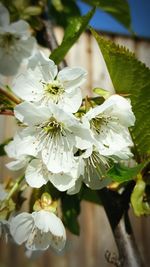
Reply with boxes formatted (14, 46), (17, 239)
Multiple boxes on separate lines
(0, 0), (150, 266)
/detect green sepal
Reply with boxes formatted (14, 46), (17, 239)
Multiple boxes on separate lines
(107, 162), (147, 183)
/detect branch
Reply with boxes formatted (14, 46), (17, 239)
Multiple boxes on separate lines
(6, 175), (24, 201)
(99, 186), (145, 267)
(0, 88), (21, 105)
(0, 110), (14, 116)
(38, 8), (67, 70)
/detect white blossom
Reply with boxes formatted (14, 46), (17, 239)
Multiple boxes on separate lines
(83, 95), (135, 160)
(14, 101), (93, 174)
(0, 3), (36, 76)
(67, 147), (112, 194)
(12, 51), (87, 113)
(10, 210), (66, 251)
(4, 134), (31, 171)
(25, 158), (79, 191)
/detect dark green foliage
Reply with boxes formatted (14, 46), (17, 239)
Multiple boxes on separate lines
(61, 194), (81, 235)
(82, 0), (131, 30)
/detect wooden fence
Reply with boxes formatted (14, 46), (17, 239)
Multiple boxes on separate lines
(0, 28), (150, 267)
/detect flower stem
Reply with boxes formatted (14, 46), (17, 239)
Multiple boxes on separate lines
(0, 87), (21, 105)
(6, 175), (24, 201)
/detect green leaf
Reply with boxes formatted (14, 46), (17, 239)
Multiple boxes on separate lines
(82, 0), (131, 30)
(131, 179), (150, 216)
(93, 87), (111, 99)
(50, 8), (95, 64)
(91, 28), (150, 157)
(48, 0), (81, 28)
(0, 138), (12, 156)
(107, 162), (147, 183)
(61, 194), (81, 235)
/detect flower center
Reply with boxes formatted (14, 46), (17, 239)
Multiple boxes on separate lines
(90, 116), (103, 134)
(0, 33), (19, 51)
(85, 151), (110, 179)
(42, 117), (63, 137)
(90, 114), (111, 134)
(44, 80), (64, 98)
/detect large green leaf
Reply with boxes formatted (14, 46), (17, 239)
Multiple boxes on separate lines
(82, 0), (131, 30)
(91, 28), (150, 157)
(50, 8), (95, 64)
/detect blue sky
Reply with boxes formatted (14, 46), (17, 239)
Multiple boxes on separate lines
(77, 0), (150, 39)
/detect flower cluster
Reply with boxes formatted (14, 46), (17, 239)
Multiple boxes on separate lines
(6, 51), (135, 193)
(0, 3), (136, 257)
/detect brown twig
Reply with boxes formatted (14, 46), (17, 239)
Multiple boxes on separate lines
(42, 20), (67, 70)
(0, 110), (14, 116)
(40, 7), (67, 70)
(0, 87), (21, 105)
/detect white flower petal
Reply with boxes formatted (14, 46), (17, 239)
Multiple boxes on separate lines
(73, 125), (94, 150)
(10, 213), (34, 245)
(0, 52), (20, 76)
(96, 125), (133, 158)
(6, 158), (28, 171)
(49, 172), (76, 192)
(14, 102), (51, 125)
(42, 140), (75, 173)
(103, 95), (135, 127)
(12, 71), (43, 102)
(0, 3), (10, 26)
(84, 174), (112, 190)
(16, 129), (39, 157)
(28, 51), (57, 82)
(67, 176), (82, 195)
(85, 95), (135, 127)
(50, 103), (78, 126)
(57, 67), (87, 90)
(33, 211), (66, 251)
(16, 37), (36, 57)
(9, 20), (30, 37)
(4, 134), (31, 169)
(26, 230), (51, 251)
(0, 37), (36, 76)
(59, 88), (82, 113)
(25, 159), (49, 188)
